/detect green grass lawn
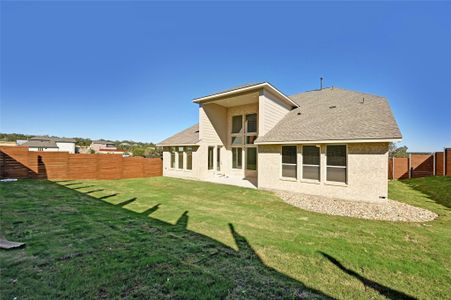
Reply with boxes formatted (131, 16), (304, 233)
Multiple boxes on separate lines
(1, 176), (450, 299)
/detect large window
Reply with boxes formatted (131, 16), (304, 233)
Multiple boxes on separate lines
(217, 147), (221, 171)
(232, 113), (257, 171)
(302, 146), (320, 181)
(186, 147), (193, 170)
(232, 115), (243, 134)
(178, 147), (184, 169)
(170, 147), (176, 168)
(327, 145), (347, 183)
(282, 146), (297, 178)
(231, 115), (243, 145)
(246, 147), (257, 170)
(246, 114), (257, 133)
(232, 147), (242, 169)
(208, 146), (214, 170)
(245, 114), (257, 144)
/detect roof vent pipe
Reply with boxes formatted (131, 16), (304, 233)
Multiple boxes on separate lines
(320, 77), (323, 90)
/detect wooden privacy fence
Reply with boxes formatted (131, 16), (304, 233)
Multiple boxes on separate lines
(388, 148), (451, 179)
(0, 146), (162, 180)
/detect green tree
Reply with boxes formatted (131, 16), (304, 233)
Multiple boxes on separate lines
(389, 143), (408, 157)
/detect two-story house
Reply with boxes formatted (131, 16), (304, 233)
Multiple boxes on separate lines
(157, 83), (402, 203)
(89, 140), (124, 154)
(22, 136), (76, 153)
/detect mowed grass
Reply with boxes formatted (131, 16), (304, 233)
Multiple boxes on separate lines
(1, 176), (450, 299)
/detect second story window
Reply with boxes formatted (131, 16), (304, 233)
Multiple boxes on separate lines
(245, 113), (257, 145)
(232, 115), (243, 134)
(231, 115), (243, 145)
(246, 114), (257, 133)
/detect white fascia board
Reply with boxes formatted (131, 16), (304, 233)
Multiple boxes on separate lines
(192, 83), (299, 108)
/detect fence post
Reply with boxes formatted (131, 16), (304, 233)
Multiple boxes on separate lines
(408, 153), (412, 179)
(433, 152), (436, 176)
(446, 147), (448, 176)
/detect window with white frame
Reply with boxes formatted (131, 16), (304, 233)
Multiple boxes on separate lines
(232, 147), (242, 169)
(326, 145), (347, 183)
(246, 147), (257, 170)
(186, 147), (193, 170)
(245, 113), (257, 145)
(282, 146), (297, 178)
(178, 147), (184, 169)
(208, 146), (214, 170)
(231, 115), (243, 145)
(170, 147), (176, 168)
(302, 146), (320, 181)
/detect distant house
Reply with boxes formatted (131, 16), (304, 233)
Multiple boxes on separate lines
(90, 140), (124, 154)
(0, 141), (18, 147)
(21, 136), (76, 153)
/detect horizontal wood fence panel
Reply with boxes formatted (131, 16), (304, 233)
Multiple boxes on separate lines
(0, 146), (162, 180)
(389, 148), (450, 180)
(67, 154), (98, 179)
(435, 152), (444, 176)
(410, 154), (433, 178)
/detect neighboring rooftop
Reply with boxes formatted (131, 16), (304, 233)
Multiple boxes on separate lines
(157, 124), (199, 146)
(29, 136), (76, 143)
(256, 87), (402, 143)
(22, 140), (58, 148)
(92, 140), (115, 144)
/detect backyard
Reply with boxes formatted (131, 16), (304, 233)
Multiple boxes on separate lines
(1, 176), (450, 299)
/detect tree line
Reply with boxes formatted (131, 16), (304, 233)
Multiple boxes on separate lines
(0, 133), (161, 158)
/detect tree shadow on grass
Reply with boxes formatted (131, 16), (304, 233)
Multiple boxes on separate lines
(1, 180), (333, 299)
(319, 252), (416, 300)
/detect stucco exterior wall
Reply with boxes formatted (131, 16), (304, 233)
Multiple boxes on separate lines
(162, 147), (200, 179)
(199, 103), (228, 145)
(56, 142), (75, 153)
(28, 147), (59, 152)
(258, 90), (292, 136)
(258, 142), (389, 202)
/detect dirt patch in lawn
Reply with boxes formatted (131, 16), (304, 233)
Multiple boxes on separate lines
(275, 191), (438, 222)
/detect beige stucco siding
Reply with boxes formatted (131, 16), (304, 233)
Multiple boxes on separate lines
(199, 103), (227, 145)
(258, 142), (389, 202)
(162, 147), (200, 179)
(259, 90), (292, 136)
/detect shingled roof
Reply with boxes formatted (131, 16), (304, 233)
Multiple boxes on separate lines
(29, 136), (76, 143)
(157, 124), (199, 146)
(22, 140), (58, 148)
(255, 87), (402, 144)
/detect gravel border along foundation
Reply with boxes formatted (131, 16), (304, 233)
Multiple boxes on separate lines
(274, 191), (438, 222)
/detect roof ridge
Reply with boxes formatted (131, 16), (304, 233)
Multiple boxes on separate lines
(289, 86), (386, 99)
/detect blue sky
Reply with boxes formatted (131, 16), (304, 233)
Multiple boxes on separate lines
(1, 1), (450, 151)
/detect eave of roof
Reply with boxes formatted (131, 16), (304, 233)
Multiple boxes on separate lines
(192, 82), (299, 108)
(157, 124), (200, 147)
(255, 137), (402, 145)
